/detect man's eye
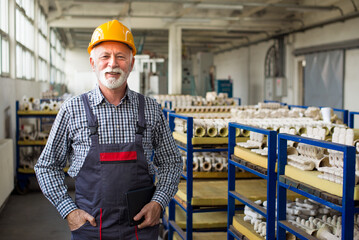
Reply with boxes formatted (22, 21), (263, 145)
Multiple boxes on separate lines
(100, 55), (109, 59)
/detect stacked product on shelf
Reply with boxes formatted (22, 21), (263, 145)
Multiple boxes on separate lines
(15, 96), (65, 194)
(160, 95), (351, 239)
(167, 113), (249, 240)
(180, 150), (229, 173)
(241, 198), (359, 239)
(227, 123), (279, 240)
(277, 133), (359, 240)
(154, 91), (238, 110)
(227, 105), (351, 240)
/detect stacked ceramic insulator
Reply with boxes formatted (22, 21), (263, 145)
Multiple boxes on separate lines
(41, 89), (60, 99)
(231, 117), (344, 137)
(174, 106), (235, 114)
(153, 93), (237, 109)
(286, 199), (359, 239)
(180, 151), (228, 172)
(237, 131), (266, 149)
(205, 92), (236, 106)
(231, 108), (290, 119)
(20, 131), (49, 142)
(179, 112), (233, 119)
(317, 127), (359, 185)
(287, 142), (328, 171)
(243, 200), (267, 237)
(285, 126), (353, 173)
(243, 198), (358, 239)
(174, 118), (236, 138)
(19, 123), (49, 142)
(20, 96), (63, 111)
(230, 106), (341, 124)
(153, 94), (195, 108)
(258, 102), (282, 109)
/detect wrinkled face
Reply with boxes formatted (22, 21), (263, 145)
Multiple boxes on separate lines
(90, 41), (134, 90)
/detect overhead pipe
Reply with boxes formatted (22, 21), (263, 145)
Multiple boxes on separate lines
(215, 11), (359, 54)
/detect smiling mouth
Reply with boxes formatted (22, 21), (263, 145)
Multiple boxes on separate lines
(106, 72), (120, 76)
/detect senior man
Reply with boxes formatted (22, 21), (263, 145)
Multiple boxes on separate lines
(35, 20), (182, 239)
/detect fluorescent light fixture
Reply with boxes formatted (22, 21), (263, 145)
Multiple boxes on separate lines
(184, 3), (243, 10)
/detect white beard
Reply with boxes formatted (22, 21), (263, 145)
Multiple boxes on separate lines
(98, 67), (129, 89)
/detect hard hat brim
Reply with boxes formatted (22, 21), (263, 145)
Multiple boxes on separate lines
(88, 39), (136, 56)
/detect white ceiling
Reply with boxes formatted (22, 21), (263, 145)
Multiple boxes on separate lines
(40, 0), (359, 57)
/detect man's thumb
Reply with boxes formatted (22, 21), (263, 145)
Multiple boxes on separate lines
(85, 213), (97, 227)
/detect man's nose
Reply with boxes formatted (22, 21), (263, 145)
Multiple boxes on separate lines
(108, 55), (118, 67)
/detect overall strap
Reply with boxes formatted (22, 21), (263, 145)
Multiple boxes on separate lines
(136, 93), (146, 135)
(81, 94), (98, 136)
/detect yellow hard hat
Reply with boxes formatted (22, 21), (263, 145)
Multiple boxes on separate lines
(88, 20), (136, 56)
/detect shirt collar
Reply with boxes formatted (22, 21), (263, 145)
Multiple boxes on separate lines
(91, 84), (135, 106)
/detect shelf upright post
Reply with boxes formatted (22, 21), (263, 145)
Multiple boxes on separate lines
(342, 109), (349, 126)
(276, 136), (288, 240)
(349, 111), (359, 128)
(169, 114), (175, 132)
(342, 145), (356, 240)
(167, 113), (176, 240)
(227, 123), (236, 240)
(15, 101), (20, 179)
(168, 199), (175, 240)
(186, 116), (194, 240)
(266, 130), (277, 240)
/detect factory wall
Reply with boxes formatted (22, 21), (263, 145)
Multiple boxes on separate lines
(214, 17), (359, 124)
(213, 48), (250, 105)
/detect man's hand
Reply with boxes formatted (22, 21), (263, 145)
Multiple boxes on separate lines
(134, 201), (162, 229)
(66, 209), (96, 231)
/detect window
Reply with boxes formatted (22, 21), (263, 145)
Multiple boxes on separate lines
(0, 0), (9, 76)
(37, 6), (49, 81)
(50, 29), (65, 84)
(15, 0), (35, 80)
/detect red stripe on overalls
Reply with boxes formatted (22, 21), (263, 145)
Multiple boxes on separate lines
(100, 151), (137, 161)
(135, 226), (139, 240)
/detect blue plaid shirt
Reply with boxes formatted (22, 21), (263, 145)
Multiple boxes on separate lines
(35, 85), (182, 218)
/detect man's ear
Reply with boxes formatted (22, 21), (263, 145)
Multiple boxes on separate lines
(89, 57), (95, 71)
(130, 55), (135, 72)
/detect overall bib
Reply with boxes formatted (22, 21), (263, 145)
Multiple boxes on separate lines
(71, 93), (159, 240)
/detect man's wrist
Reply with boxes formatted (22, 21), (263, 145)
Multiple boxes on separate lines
(57, 197), (78, 219)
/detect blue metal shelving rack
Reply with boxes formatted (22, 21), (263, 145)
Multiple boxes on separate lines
(263, 100), (287, 106)
(162, 108), (175, 120)
(15, 101), (58, 193)
(164, 100), (173, 110)
(167, 112), (228, 240)
(227, 123), (277, 240)
(349, 111), (359, 128)
(277, 133), (358, 240)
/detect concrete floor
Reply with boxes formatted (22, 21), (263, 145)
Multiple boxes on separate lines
(0, 177), (164, 240)
(0, 177), (74, 240)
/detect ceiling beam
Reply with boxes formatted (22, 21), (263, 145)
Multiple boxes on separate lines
(52, 0), (342, 12)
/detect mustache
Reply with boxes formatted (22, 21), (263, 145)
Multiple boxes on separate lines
(102, 67), (123, 73)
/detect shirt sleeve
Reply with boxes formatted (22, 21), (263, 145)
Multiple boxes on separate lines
(151, 104), (182, 210)
(34, 104), (77, 219)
